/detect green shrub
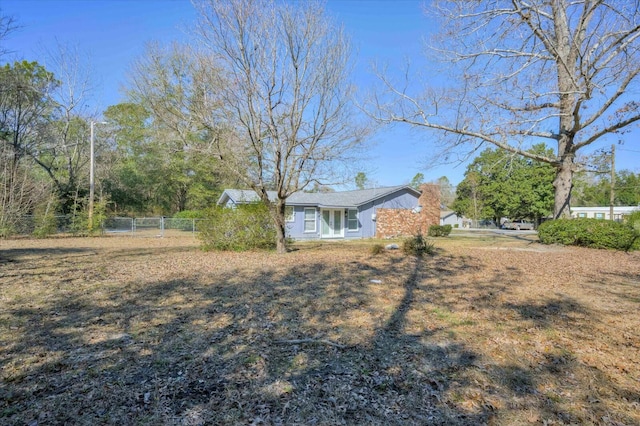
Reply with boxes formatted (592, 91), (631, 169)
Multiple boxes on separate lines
(0, 225), (15, 238)
(198, 203), (276, 251)
(69, 199), (107, 236)
(625, 211), (640, 250)
(32, 195), (59, 238)
(69, 209), (89, 236)
(538, 218), (638, 251)
(626, 211), (640, 232)
(32, 213), (58, 238)
(402, 233), (436, 257)
(428, 224), (452, 237)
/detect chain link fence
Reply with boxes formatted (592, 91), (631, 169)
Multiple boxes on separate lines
(5, 215), (75, 236)
(104, 217), (206, 237)
(5, 216), (207, 238)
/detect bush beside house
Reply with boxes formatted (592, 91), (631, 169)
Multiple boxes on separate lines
(198, 204), (276, 251)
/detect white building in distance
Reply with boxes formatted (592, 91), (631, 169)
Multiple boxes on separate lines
(570, 206), (640, 221)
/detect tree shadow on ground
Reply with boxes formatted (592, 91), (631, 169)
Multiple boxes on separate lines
(0, 247), (94, 261)
(2, 245), (639, 425)
(584, 269), (640, 305)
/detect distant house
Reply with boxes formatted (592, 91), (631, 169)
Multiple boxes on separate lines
(217, 185), (441, 240)
(440, 210), (467, 228)
(570, 206), (640, 221)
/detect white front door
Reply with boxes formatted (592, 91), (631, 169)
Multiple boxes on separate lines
(321, 209), (344, 238)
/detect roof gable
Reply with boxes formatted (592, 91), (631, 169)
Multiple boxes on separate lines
(217, 189), (275, 205)
(440, 210), (458, 219)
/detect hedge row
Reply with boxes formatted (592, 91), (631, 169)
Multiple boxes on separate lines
(538, 218), (639, 251)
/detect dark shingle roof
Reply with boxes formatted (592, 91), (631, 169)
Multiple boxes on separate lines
(218, 185), (419, 208)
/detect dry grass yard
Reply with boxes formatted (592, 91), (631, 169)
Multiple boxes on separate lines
(1, 233), (639, 425)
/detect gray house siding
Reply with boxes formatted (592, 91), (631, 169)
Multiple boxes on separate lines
(285, 206), (322, 240)
(218, 186), (422, 240)
(441, 211), (465, 228)
(296, 188), (420, 240)
(286, 206), (365, 240)
(345, 208), (364, 239)
(358, 188), (421, 238)
(359, 203), (375, 238)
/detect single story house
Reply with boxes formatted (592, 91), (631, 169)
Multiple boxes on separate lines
(217, 185), (440, 240)
(570, 206), (639, 222)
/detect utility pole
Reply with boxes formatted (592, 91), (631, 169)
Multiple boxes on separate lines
(609, 144), (616, 221)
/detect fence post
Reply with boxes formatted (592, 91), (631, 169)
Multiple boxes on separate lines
(160, 216), (165, 238)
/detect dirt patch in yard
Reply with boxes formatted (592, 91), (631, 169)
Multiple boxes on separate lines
(1, 235), (639, 425)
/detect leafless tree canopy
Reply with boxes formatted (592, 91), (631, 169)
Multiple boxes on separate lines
(128, 42), (222, 150)
(370, 0), (640, 218)
(0, 10), (19, 58)
(190, 0), (365, 252)
(36, 44), (96, 208)
(193, 0), (364, 195)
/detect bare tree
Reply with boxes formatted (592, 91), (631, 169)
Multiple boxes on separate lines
(128, 42), (217, 148)
(369, 0), (640, 219)
(0, 10), (19, 58)
(36, 43), (96, 214)
(0, 142), (53, 235)
(193, 0), (366, 253)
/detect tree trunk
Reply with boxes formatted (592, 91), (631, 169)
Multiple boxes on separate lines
(273, 201), (288, 254)
(275, 221), (287, 254)
(553, 154), (574, 219)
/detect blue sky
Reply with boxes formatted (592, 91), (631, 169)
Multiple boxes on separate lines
(3, 0), (639, 188)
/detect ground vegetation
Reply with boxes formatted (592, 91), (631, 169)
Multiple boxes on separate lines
(1, 234), (639, 425)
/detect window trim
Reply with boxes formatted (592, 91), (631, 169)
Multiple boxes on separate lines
(347, 209), (358, 232)
(303, 207), (316, 233)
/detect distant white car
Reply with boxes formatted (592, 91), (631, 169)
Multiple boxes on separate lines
(502, 219), (535, 230)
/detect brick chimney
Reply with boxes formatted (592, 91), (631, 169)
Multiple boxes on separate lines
(374, 184), (442, 238)
(417, 183), (441, 233)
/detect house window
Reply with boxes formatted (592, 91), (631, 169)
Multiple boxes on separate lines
(304, 208), (316, 232)
(347, 209), (358, 231)
(577, 213), (587, 218)
(595, 212), (605, 220)
(285, 206), (294, 222)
